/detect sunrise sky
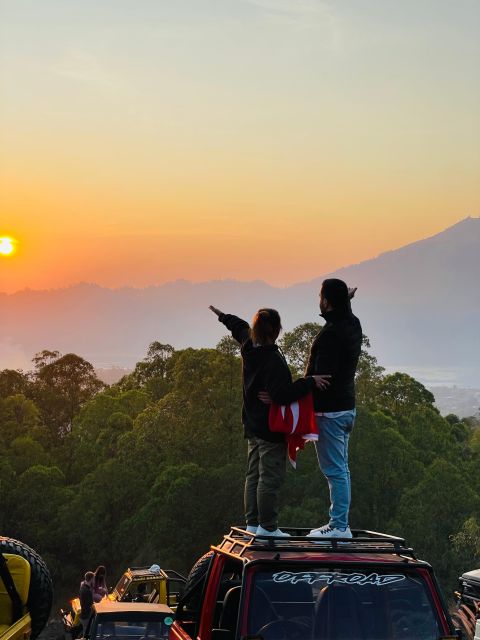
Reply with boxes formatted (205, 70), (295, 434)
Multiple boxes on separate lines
(1, 0), (479, 293)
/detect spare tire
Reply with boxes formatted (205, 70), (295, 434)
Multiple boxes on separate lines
(184, 551), (214, 594)
(0, 537), (53, 639)
(179, 550), (214, 614)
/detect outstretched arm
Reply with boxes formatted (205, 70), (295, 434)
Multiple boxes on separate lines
(209, 305), (222, 317)
(209, 305), (250, 345)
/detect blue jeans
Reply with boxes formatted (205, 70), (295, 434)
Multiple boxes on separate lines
(315, 410), (356, 530)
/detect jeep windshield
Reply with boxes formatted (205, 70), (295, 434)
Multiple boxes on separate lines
(90, 613), (172, 640)
(245, 565), (444, 640)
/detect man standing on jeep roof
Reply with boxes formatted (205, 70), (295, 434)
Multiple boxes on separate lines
(305, 279), (362, 541)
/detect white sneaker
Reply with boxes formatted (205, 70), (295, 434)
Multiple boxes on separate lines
(307, 525), (352, 539)
(246, 525), (258, 534)
(256, 526), (291, 538)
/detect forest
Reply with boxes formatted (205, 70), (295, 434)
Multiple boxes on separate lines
(1, 324), (479, 605)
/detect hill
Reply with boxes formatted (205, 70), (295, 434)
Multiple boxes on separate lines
(1, 217), (479, 385)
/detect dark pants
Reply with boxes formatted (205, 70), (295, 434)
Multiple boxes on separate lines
(244, 437), (287, 530)
(80, 617), (90, 638)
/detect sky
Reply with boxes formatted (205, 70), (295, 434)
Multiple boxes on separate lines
(1, 0), (479, 293)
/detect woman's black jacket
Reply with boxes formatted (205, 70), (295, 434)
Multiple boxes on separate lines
(218, 313), (316, 442)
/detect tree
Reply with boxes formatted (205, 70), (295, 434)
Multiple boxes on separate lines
(60, 456), (145, 577)
(67, 387), (150, 478)
(0, 394), (41, 445)
(471, 427), (480, 454)
(400, 406), (455, 465)
(132, 347), (243, 468)
(0, 455), (15, 530)
(393, 459), (480, 589)
(122, 463), (244, 572)
(120, 342), (175, 400)
(9, 436), (50, 474)
(216, 336), (240, 357)
(32, 351), (105, 439)
(355, 336), (385, 409)
(451, 517), (480, 565)
(3, 339), (479, 603)
(0, 369), (31, 398)
(8, 464), (73, 573)
(95, 412), (134, 458)
(31, 350), (61, 370)
(280, 323), (321, 376)
(377, 372), (436, 415)
(349, 409), (424, 530)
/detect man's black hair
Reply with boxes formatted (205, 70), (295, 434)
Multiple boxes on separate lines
(321, 278), (350, 312)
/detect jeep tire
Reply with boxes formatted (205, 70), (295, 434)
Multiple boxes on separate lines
(0, 537), (53, 639)
(184, 551), (214, 594)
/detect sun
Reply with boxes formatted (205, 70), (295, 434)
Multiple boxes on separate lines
(0, 236), (16, 256)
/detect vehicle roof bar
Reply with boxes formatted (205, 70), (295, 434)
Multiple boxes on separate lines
(211, 526), (417, 560)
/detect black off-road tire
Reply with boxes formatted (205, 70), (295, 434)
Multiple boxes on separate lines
(184, 551), (214, 594)
(0, 537), (53, 639)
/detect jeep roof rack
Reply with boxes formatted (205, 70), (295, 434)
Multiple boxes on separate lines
(211, 526), (417, 560)
(124, 566), (186, 582)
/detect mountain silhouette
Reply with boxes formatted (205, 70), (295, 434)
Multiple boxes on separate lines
(1, 217), (479, 385)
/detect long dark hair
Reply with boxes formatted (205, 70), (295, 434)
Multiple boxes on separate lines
(94, 565), (107, 586)
(251, 308), (282, 345)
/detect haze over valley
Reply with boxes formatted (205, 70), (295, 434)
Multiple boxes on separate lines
(1, 218), (479, 401)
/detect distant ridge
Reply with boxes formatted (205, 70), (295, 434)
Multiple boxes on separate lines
(1, 218), (479, 385)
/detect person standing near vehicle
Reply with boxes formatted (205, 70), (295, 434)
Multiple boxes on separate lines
(92, 565), (108, 602)
(305, 279), (362, 540)
(79, 571), (95, 638)
(209, 305), (330, 538)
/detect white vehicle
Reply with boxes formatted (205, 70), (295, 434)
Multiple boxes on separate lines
(453, 568), (480, 639)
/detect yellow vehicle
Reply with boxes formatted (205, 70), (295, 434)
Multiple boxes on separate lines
(62, 565), (186, 638)
(85, 601), (174, 640)
(0, 537), (52, 640)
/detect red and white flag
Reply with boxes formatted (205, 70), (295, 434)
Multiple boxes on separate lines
(269, 394), (318, 468)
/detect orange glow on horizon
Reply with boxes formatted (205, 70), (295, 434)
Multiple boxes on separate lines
(0, 2), (478, 293)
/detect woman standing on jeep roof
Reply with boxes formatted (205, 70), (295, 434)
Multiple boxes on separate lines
(209, 305), (330, 538)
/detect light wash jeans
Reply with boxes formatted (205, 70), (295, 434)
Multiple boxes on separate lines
(315, 410), (356, 530)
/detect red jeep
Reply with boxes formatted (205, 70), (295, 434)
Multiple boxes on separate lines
(170, 527), (458, 640)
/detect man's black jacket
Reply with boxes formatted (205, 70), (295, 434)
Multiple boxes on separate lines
(218, 313), (316, 442)
(305, 308), (362, 412)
